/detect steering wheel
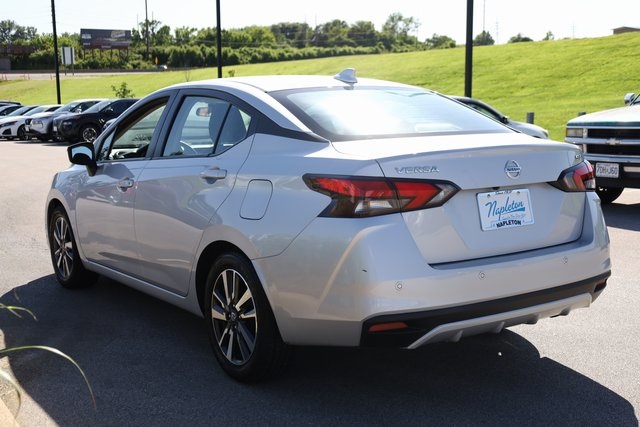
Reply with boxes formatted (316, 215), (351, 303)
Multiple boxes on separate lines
(179, 141), (198, 156)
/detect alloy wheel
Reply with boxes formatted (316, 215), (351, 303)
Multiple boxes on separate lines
(52, 215), (74, 280)
(82, 126), (98, 142)
(210, 268), (257, 366)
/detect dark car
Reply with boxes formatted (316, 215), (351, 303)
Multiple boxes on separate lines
(24, 98), (105, 141)
(52, 98), (138, 143)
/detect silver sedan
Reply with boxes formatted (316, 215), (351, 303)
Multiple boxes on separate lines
(46, 70), (610, 382)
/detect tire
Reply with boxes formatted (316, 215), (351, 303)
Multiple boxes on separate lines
(205, 252), (291, 382)
(80, 125), (99, 143)
(48, 206), (97, 289)
(596, 187), (623, 204)
(17, 125), (26, 140)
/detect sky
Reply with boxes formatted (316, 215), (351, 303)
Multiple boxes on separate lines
(5, 0), (640, 44)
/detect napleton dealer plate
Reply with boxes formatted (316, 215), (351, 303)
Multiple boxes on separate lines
(477, 189), (534, 231)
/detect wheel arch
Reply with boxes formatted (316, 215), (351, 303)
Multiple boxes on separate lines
(195, 240), (249, 316)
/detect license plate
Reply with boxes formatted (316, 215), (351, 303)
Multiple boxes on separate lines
(477, 189), (534, 231)
(595, 162), (619, 178)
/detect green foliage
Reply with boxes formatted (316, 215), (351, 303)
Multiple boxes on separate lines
(111, 82), (135, 98)
(0, 304), (96, 414)
(426, 34), (456, 49)
(3, 33), (639, 142)
(474, 30), (495, 46)
(509, 33), (534, 43)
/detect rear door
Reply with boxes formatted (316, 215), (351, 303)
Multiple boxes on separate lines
(133, 90), (255, 295)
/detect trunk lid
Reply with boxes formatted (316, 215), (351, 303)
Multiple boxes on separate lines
(331, 133), (587, 264)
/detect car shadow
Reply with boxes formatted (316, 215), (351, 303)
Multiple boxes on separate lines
(0, 275), (636, 426)
(602, 202), (640, 232)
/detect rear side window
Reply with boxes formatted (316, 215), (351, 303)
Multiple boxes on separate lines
(161, 96), (252, 157)
(271, 87), (510, 141)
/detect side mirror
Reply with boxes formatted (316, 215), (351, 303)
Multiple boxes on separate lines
(104, 107), (115, 115)
(501, 116), (509, 124)
(67, 142), (98, 176)
(624, 93), (635, 105)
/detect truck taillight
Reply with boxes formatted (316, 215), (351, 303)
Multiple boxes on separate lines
(550, 161), (595, 192)
(303, 174), (459, 218)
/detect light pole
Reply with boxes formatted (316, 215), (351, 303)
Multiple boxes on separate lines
(51, 0), (61, 103)
(216, 0), (222, 78)
(465, 0), (473, 98)
(145, 0), (150, 61)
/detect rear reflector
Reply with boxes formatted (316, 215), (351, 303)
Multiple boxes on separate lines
(368, 322), (409, 332)
(304, 174), (459, 218)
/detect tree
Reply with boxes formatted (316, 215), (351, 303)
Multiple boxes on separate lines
(508, 33), (533, 43)
(348, 21), (378, 47)
(543, 31), (555, 41)
(271, 22), (311, 48)
(244, 26), (276, 47)
(473, 30), (494, 46)
(174, 26), (196, 45)
(0, 20), (38, 44)
(316, 19), (354, 47)
(425, 33), (456, 49)
(380, 13), (420, 49)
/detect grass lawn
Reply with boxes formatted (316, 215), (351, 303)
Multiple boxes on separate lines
(2, 32), (638, 141)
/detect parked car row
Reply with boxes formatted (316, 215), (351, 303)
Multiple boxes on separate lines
(0, 104), (62, 140)
(0, 98), (138, 143)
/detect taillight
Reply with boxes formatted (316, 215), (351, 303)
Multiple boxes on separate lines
(550, 161), (595, 192)
(303, 174), (459, 218)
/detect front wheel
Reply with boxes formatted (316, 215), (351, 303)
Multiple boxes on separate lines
(205, 253), (291, 382)
(596, 187), (623, 204)
(80, 125), (99, 143)
(48, 206), (97, 288)
(17, 125), (26, 140)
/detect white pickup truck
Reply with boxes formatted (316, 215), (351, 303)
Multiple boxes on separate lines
(566, 93), (640, 204)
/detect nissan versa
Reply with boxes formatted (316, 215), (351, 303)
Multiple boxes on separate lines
(46, 70), (611, 382)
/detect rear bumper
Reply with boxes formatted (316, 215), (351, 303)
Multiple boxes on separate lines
(361, 271), (609, 348)
(256, 192), (610, 347)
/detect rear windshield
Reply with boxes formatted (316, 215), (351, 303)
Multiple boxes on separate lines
(271, 87), (510, 141)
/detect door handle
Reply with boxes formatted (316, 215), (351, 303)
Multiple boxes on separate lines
(117, 178), (134, 190)
(200, 168), (227, 181)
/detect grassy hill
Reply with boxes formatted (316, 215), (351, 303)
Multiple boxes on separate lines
(1, 32), (639, 140)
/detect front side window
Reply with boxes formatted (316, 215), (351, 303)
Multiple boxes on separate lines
(161, 96), (251, 158)
(272, 87), (510, 141)
(97, 99), (167, 161)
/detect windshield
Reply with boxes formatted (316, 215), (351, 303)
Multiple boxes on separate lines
(56, 102), (81, 113)
(632, 94), (640, 105)
(272, 87), (510, 141)
(83, 100), (112, 113)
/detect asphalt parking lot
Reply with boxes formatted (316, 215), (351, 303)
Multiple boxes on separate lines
(0, 139), (639, 426)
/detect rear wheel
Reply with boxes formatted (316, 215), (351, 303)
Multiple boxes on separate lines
(48, 206), (97, 288)
(205, 252), (290, 382)
(596, 187), (623, 204)
(80, 125), (99, 143)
